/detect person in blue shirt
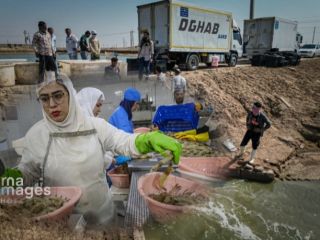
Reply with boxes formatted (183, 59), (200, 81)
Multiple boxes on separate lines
(109, 87), (141, 134)
(108, 87), (141, 166)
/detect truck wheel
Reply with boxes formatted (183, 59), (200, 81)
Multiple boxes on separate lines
(228, 53), (238, 67)
(186, 54), (199, 70)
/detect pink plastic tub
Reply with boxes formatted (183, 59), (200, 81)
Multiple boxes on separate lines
(0, 186), (82, 221)
(178, 156), (232, 180)
(107, 166), (130, 188)
(138, 172), (208, 223)
(36, 186), (82, 221)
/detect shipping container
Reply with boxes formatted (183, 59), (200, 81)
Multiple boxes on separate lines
(243, 17), (299, 57)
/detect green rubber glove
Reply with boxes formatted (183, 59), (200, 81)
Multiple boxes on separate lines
(135, 131), (182, 164)
(0, 168), (23, 188)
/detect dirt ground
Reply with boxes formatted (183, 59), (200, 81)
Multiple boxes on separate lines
(0, 212), (133, 240)
(182, 58), (320, 181)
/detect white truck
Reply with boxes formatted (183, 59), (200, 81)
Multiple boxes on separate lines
(137, 0), (243, 70)
(243, 17), (300, 58)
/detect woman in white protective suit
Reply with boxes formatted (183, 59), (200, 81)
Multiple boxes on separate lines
(76, 87), (114, 177)
(16, 71), (182, 225)
(76, 87), (105, 117)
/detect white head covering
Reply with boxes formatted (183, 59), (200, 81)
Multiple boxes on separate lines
(76, 87), (105, 117)
(37, 71), (86, 132)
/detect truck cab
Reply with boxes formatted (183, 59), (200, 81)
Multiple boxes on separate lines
(232, 21), (243, 58)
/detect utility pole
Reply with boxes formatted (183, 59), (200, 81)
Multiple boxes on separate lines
(312, 26), (316, 44)
(130, 30), (134, 47)
(23, 30), (29, 45)
(250, 0), (255, 19)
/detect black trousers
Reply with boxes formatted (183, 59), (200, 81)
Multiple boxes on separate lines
(39, 55), (57, 83)
(240, 130), (261, 150)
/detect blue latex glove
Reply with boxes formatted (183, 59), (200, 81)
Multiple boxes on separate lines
(115, 155), (131, 165)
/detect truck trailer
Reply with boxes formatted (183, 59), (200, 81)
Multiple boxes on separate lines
(243, 17), (299, 58)
(137, 0), (243, 70)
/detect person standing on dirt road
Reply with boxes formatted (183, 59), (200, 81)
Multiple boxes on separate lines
(237, 102), (271, 164)
(138, 30), (154, 81)
(48, 27), (59, 76)
(65, 28), (78, 60)
(89, 30), (101, 60)
(79, 30), (91, 60)
(32, 21), (57, 82)
(172, 68), (187, 104)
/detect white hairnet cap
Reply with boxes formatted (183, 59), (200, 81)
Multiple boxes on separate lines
(91, 30), (97, 35)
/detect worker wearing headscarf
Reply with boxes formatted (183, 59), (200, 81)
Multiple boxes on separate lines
(76, 87), (114, 169)
(76, 87), (105, 117)
(108, 88), (141, 165)
(11, 71), (181, 225)
(108, 88), (141, 134)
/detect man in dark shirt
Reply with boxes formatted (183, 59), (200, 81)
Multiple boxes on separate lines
(79, 31), (91, 60)
(237, 102), (271, 164)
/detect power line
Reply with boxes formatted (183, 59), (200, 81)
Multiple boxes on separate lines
(99, 31), (135, 37)
(295, 16), (320, 20)
(298, 26), (320, 29)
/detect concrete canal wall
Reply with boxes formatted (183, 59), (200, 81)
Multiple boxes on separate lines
(59, 60), (127, 79)
(0, 60), (128, 85)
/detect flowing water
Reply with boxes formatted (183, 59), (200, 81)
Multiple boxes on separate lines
(144, 180), (320, 240)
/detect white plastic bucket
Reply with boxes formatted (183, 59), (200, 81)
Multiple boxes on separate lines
(0, 64), (15, 87)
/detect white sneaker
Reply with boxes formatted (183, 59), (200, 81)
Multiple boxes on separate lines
(249, 159), (255, 165)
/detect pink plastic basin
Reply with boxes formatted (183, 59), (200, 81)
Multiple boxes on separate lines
(107, 167), (130, 188)
(36, 186), (82, 221)
(138, 172), (208, 223)
(134, 127), (151, 133)
(0, 186), (82, 221)
(179, 156), (232, 179)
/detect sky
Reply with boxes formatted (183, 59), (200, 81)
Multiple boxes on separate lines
(0, 0), (320, 47)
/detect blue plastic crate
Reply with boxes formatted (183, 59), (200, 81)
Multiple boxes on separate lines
(153, 103), (199, 132)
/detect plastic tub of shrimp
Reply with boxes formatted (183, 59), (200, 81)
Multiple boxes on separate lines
(138, 172), (208, 223)
(0, 186), (82, 221)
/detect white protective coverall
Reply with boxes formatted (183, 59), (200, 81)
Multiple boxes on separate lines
(18, 73), (140, 225)
(76, 87), (114, 169)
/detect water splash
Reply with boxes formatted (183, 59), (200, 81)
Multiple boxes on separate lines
(194, 199), (261, 240)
